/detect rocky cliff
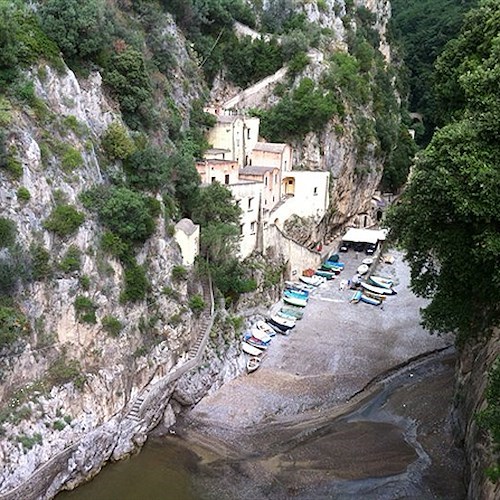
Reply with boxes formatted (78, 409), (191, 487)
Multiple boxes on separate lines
(455, 334), (500, 500)
(0, 1), (402, 497)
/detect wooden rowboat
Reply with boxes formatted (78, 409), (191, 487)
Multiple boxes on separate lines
(246, 356), (261, 373)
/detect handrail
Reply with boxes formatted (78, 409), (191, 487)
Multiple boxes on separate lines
(0, 275), (217, 500)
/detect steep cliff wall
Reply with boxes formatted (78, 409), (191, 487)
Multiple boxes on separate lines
(455, 334), (500, 500)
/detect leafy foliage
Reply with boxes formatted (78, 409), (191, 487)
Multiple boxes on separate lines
(390, 0), (478, 143)
(0, 217), (16, 249)
(259, 78), (342, 142)
(121, 264), (149, 302)
(0, 306), (29, 348)
(43, 204), (85, 236)
(74, 295), (97, 324)
(96, 187), (158, 244)
(59, 245), (81, 273)
(124, 145), (171, 192)
(387, 0), (500, 344)
(104, 48), (152, 129)
(101, 315), (122, 337)
(39, 0), (111, 60)
(101, 122), (136, 161)
(188, 294), (205, 315)
(47, 356), (86, 389)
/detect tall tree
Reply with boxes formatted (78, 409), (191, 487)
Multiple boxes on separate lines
(387, 0), (500, 344)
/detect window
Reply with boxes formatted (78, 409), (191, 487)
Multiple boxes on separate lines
(225, 174), (230, 185)
(247, 128), (251, 140)
(264, 176), (268, 186)
(284, 160), (287, 169)
(240, 224), (244, 235)
(274, 174), (278, 183)
(248, 198), (253, 211)
(211, 176), (216, 183)
(313, 187), (318, 196)
(288, 179), (293, 185)
(250, 222), (256, 233)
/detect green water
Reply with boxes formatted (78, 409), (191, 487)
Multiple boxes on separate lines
(57, 438), (199, 500)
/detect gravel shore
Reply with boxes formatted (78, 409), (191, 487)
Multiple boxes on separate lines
(182, 250), (454, 437)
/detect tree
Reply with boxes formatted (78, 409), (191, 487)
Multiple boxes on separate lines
(124, 145), (171, 192)
(40, 0), (111, 60)
(98, 187), (157, 243)
(387, 1), (500, 344)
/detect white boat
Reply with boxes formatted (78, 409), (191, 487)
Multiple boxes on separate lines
(361, 281), (396, 296)
(360, 294), (382, 306)
(299, 275), (325, 286)
(242, 342), (263, 356)
(269, 315), (296, 329)
(357, 264), (369, 275)
(362, 257), (374, 265)
(285, 281), (314, 292)
(283, 295), (307, 307)
(251, 328), (272, 344)
(254, 320), (276, 336)
(370, 276), (395, 288)
(246, 356), (261, 373)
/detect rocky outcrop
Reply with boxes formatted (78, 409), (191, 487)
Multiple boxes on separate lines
(455, 333), (500, 500)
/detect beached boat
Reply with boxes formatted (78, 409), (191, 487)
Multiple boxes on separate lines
(242, 342), (264, 356)
(283, 295), (308, 307)
(362, 257), (374, 266)
(268, 315), (295, 330)
(361, 281), (397, 296)
(360, 294), (382, 306)
(350, 290), (362, 303)
(315, 269), (336, 279)
(300, 275), (325, 286)
(284, 287), (309, 298)
(254, 320), (276, 336)
(326, 260), (345, 268)
(266, 320), (289, 335)
(243, 333), (269, 349)
(284, 290), (309, 303)
(369, 276), (395, 289)
(285, 281), (314, 291)
(246, 356), (261, 373)
(251, 328), (272, 344)
(280, 307), (304, 319)
(357, 264), (369, 275)
(363, 290), (387, 301)
(320, 262), (342, 273)
(327, 253), (340, 263)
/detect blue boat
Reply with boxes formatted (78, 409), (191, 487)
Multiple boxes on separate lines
(284, 288), (309, 299)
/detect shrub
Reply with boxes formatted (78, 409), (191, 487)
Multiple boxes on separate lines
(47, 357), (86, 389)
(102, 315), (122, 337)
(171, 265), (187, 281)
(43, 204), (84, 236)
(0, 306), (30, 348)
(3, 151), (23, 179)
(74, 295), (97, 324)
(121, 264), (149, 302)
(100, 231), (131, 262)
(0, 217), (16, 248)
(79, 274), (90, 290)
(30, 244), (51, 280)
(17, 433), (42, 451)
(101, 122), (136, 161)
(98, 188), (157, 243)
(61, 146), (83, 171)
(124, 145), (171, 191)
(188, 294), (205, 315)
(53, 419), (66, 431)
(59, 245), (81, 273)
(17, 186), (31, 202)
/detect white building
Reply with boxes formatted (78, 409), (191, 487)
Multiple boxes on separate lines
(174, 218), (200, 266)
(271, 171), (330, 230)
(229, 181), (263, 260)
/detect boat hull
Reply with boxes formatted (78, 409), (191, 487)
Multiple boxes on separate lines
(283, 295), (307, 307)
(361, 281), (396, 295)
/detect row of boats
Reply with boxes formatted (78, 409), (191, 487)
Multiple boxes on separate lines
(241, 276), (322, 372)
(351, 275), (397, 306)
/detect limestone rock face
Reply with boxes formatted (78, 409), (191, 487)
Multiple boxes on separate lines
(455, 334), (500, 500)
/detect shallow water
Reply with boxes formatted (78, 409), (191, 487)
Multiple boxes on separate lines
(57, 351), (465, 500)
